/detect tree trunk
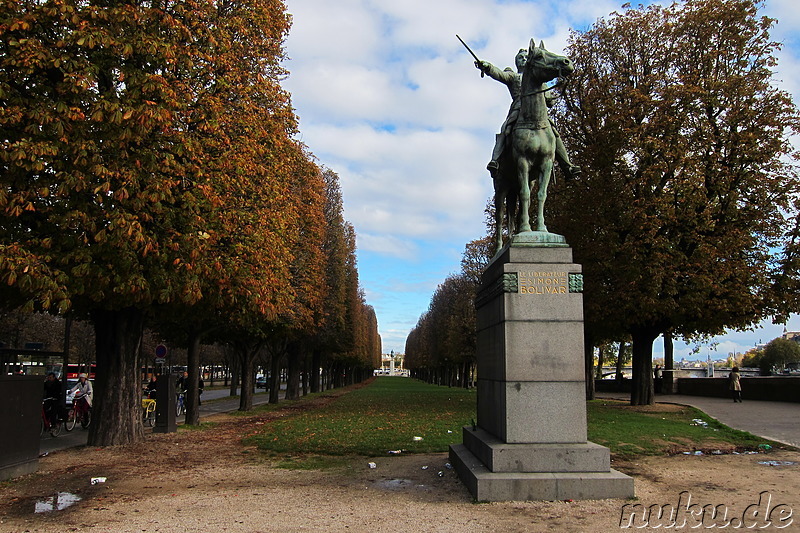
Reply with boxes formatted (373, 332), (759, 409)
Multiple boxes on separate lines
(584, 334), (595, 400)
(630, 327), (659, 405)
(285, 343), (301, 400)
(301, 356), (309, 396)
(310, 350), (321, 393)
(615, 341), (625, 384)
(664, 331), (674, 394)
(185, 330), (202, 425)
(269, 353), (281, 403)
(595, 345), (605, 379)
(238, 344), (256, 411)
(229, 357), (239, 397)
(88, 307), (145, 446)
(61, 315), (72, 417)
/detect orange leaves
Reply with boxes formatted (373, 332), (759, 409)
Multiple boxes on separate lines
(0, 0), (367, 330)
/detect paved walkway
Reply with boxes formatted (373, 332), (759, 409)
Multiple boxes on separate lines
(595, 392), (800, 449)
(42, 389), (799, 453)
(40, 389), (277, 455)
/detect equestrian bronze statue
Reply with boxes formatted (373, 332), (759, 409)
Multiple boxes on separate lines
(468, 38), (577, 250)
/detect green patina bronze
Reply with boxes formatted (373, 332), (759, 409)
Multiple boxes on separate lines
(465, 37), (579, 250)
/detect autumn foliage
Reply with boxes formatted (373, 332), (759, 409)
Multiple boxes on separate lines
(404, 238), (491, 387)
(0, 0), (379, 444)
(549, 0), (800, 404)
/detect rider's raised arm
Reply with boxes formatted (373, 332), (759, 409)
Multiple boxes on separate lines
(476, 61), (516, 84)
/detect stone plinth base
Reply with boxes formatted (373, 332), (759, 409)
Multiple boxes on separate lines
(450, 243), (634, 501)
(450, 442), (634, 502)
(461, 426), (611, 472)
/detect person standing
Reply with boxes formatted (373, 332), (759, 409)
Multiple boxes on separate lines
(729, 366), (742, 402)
(653, 364), (663, 394)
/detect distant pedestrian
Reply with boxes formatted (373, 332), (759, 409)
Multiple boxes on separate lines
(729, 366), (742, 402)
(653, 364), (663, 394)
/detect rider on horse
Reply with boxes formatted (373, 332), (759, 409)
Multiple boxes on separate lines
(476, 50), (580, 180)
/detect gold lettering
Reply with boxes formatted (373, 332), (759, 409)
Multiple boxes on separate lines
(516, 271), (570, 295)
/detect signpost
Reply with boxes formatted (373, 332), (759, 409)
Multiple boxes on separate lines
(155, 345), (167, 365)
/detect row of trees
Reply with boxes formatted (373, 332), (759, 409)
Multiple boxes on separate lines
(0, 0), (380, 445)
(404, 238), (491, 386)
(406, 0), (800, 404)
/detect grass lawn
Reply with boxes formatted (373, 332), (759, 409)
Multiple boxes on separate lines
(245, 377), (475, 455)
(587, 399), (772, 458)
(244, 377), (777, 459)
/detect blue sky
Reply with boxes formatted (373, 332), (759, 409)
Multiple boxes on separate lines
(281, 0), (800, 359)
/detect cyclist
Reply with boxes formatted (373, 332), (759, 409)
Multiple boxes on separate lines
(145, 375), (158, 399)
(69, 373), (93, 428)
(176, 371), (204, 406)
(42, 372), (62, 426)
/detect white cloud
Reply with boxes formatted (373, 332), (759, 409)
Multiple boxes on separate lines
(357, 233), (419, 259)
(283, 0), (800, 353)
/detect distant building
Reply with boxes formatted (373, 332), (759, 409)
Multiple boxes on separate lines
(781, 331), (800, 343)
(375, 352), (407, 376)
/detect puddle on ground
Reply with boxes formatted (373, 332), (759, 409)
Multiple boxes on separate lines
(375, 479), (418, 490)
(373, 479), (432, 492)
(35, 492), (81, 513)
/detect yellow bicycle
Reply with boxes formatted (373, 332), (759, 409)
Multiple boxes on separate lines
(141, 398), (156, 427)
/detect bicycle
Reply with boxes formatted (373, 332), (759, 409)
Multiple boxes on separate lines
(142, 397), (156, 426)
(41, 397), (62, 437)
(65, 394), (91, 431)
(176, 391), (185, 416)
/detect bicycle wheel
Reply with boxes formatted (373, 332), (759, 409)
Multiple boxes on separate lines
(81, 410), (91, 429)
(65, 408), (77, 431)
(176, 398), (183, 417)
(146, 406), (156, 427)
(50, 420), (62, 437)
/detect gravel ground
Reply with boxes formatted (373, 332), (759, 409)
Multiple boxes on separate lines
(2, 401), (799, 532)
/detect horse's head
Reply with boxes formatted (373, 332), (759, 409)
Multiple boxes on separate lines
(523, 38), (574, 85)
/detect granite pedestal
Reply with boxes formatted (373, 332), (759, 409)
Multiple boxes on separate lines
(449, 236), (634, 501)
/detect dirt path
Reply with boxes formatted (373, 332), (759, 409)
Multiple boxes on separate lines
(2, 395), (799, 532)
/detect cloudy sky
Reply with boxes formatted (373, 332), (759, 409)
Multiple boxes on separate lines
(280, 0), (800, 360)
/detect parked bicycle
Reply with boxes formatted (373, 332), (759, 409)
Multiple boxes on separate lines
(41, 397), (62, 437)
(65, 392), (91, 431)
(176, 391), (185, 416)
(142, 397), (156, 427)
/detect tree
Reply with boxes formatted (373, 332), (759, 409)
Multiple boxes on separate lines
(308, 168), (352, 392)
(760, 338), (800, 374)
(0, 0), (309, 443)
(549, 0), (800, 405)
(405, 238), (491, 387)
(741, 347), (764, 368)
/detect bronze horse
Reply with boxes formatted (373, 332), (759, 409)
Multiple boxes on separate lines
(493, 39), (574, 251)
